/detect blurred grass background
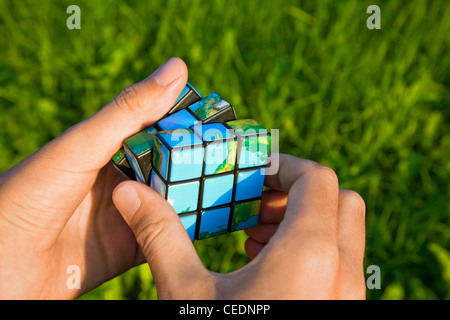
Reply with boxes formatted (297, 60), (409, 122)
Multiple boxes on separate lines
(0, 0), (449, 300)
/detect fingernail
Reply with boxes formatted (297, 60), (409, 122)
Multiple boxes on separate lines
(113, 184), (141, 223)
(152, 57), (183, 87)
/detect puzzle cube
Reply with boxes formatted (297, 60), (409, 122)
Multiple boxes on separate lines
(230, 198), (262, 232)
(149, 119), (271, 241)
(225, 119), (271, 169)
(168, 82), (203, 115)
(179, 212), (198, 241)
(188, 93), (236, 124)
(123, 125), (158, 184)
(198, 206), (231, 240)
(191, 122), (237, 176)
(153, 128), (205, 183)
(111, 148), (136, 180)
(150, 128), (204, 215)
(111, 81), (271, 242)
(156, 109), (200, 131)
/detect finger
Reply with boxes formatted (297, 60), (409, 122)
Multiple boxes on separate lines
(242, 188), (286, 255)
(244, 237), (265, 260)
(337, 189), (366, 299)
(0, 58), (187, 238)
(264, 154), (340, 242)
(247, 154), (341, 297)
(244, 223), (279, 244)
(258, 189), (287, 224)
(112, 181), (213, 299)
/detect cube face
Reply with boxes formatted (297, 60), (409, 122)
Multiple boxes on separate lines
(150, 119), (269, 240)
(153, 129), (204, 182)
(202, 174), (234, 208)
(204, 141), (237, 175)
(198, 206), (231, 240)
(124, 126), (158, 155)
(152, 135), (170, 181)
(114, 82), (271, 242)
(235, 168), (265, 202)
(230, 199), (261, 232)
(150, 170), (200, 214)
(150, 169), (166, 197)
(194, 122), (235, 142)
(167, 181), (200, 213)
(169, 82), (203, 115)
(227, 119), (267, 136)
(226, 119), (271, 169)
(170, 147), (204, 181)
(123, 126), (158, 184)
(238, 135), (271, 168)
(157, 109), (200, 131)
(192, 123), (237, 175)
(179, 213), (198, 242)
(188, 93), (236, 124)
(111, 148), (136, 180)
(126, 151), (147, 184)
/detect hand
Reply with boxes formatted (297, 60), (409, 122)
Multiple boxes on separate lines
(112, 153), (366, 299)
(0, 57), (188, 299)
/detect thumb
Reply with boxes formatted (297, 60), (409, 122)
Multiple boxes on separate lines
(112, 180), (210, 297)
(49, 57), (189, 172)
(0, 57), (187, 240)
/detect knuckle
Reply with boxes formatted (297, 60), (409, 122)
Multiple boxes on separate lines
(114, 84), (141, 112)
(302, 162), (339, 190)
(132, 215), (169, 255)
(340, 189), (366, 218)
(315, 164), (339, 187)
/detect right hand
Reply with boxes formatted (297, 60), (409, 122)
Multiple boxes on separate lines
(112, 153), (366, 299)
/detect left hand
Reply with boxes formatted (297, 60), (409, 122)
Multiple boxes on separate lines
(0, 57), (188, 299)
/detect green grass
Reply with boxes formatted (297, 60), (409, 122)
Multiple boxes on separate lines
(1, 0), (449, 300)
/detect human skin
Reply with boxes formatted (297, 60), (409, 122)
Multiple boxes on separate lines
(0, 58), (365, 299)
(113, 153), (366, 299)
(0, 58), (186, 299)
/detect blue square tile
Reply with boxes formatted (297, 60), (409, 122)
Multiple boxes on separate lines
(202, 174), (234, 208)
(186, 82), (202, 99)
(157, 109), (199, 130)
(198, 207), (230, 239)
(158, 128), (203, 149)
(175, 86), (190, 105)
(123, 125), (158, 184)
(235, 168), (265, 201)
(188, 93), (230, 121)
(192, 122), (236, 142)
(226, 119), (271, 169)
(170, 146), (204, 182)
(203, 141), (236, 175)
(179, 213), (197, 242)
(125, 151), (146, 183)
(231, 199), (261, 231)
(192, 123), (237, 175)
(237, 136), (271, 169)
(150, 170), (166, 198)
(169, 82), (203, 115)
(167, 181), (200, 214)
(152, 134), (171, 180)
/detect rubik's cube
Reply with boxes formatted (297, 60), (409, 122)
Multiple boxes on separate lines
(112, 83), (271, 241)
